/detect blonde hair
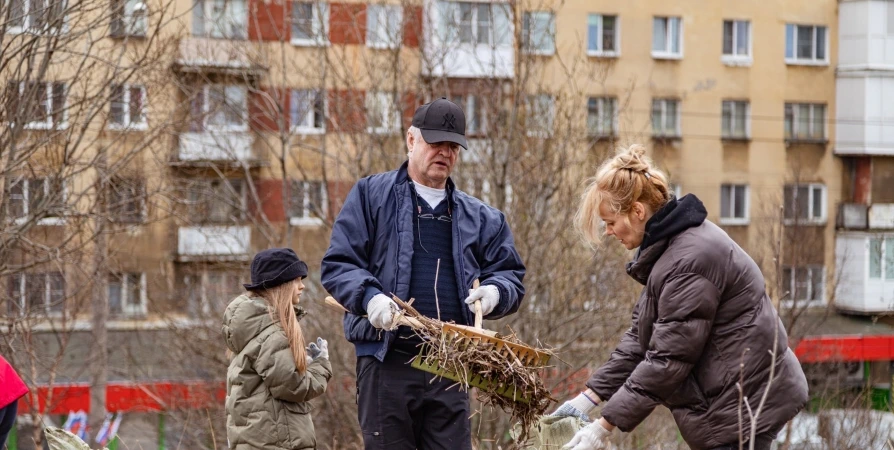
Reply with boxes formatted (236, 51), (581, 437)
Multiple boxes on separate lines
(253, 280), (307, 373)
(576, 144), (671, 247)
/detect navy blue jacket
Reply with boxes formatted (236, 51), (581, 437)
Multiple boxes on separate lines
(321, 162), (526, 361)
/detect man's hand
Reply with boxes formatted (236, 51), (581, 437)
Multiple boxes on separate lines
(307, 337), (329, 361)
(551, 391), (600, 422)
(562, 420), (613, 450)
(367, 294), (399, 329)
(464, 285), (500, 316)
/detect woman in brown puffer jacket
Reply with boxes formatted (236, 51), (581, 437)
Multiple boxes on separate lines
(553, 145), (808, 450)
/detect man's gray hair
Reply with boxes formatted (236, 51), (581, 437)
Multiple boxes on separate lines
(407, 126), (423, 158)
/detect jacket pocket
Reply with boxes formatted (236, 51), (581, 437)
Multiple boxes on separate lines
(664, 374), (708, 412)
(281, 400), (315, 449)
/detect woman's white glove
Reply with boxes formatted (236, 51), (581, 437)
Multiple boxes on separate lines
(562, 421), (613, 450)
(551, 392), (599, 422)
(464, 285), (500, 315)
(367, 294), (399, 329)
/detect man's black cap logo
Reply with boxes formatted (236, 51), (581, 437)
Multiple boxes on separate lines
(441, 113), (456, 130)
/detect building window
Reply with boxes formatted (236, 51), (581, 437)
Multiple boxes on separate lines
(289, 180), (326, 225)
(450, 94), (486, 135)
(7, 81), (67, 129)
(722, 20), (750, 63)
(109, 177), (145, 223)
(869, 238), (894, 280)
(366, 4), (402, 49)
(185, 178), (245, 223)
(365, 91), (399, 134)
(193, 0), (247, 39)
(784, 184), (826, 224)
(6, 272), (65, 316)
(586, 97), (616, 138)
(7, 0), (65, 33)
(111, 0), (147, 37)
(109, 84), (147, 129)
(522, 11), (555, 55)
(652, 16), (682, 58)
(782, 266), (824, 305)
(108, 272), (146, 317)
(7, 177), (65, 224)
(291, 1), (328, 46)
(186, 270), (242, 316)
(720, 184), (749, 224)
(192, 85), (247, 132)
(651, 98), (680, 137)
(437, 1), (511, 47)
(785, 24), (827, 64)
(525, 94), (555, 137)
(721, 100), (749, 140)
(587, 14), (618, 56)
(784, 103), (826, 142)
(290, 89), (325, 134)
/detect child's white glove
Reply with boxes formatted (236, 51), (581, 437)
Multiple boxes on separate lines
(464, 285), (499, 315)
(307, 337), (329, 360)
(367, 294), (399, 329)
(562, 421), (613, 450)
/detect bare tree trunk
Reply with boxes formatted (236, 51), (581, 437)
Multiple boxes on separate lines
(90, 150), (109, 433)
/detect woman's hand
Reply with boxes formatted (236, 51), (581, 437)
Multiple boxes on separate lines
(562, 418), (614, 450)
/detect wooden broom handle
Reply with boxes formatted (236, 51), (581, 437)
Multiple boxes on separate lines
(472, 279), (482, 329)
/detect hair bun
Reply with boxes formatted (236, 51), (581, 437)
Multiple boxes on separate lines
(611, 144), (651, 173)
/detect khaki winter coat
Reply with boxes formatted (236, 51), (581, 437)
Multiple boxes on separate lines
(587, 195), (808, 450)
(223, 295), (332, 450)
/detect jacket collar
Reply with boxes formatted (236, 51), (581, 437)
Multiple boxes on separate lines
(396, 160), (457, 201)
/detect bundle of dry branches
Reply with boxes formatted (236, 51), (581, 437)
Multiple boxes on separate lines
(391, 296), (556, 442)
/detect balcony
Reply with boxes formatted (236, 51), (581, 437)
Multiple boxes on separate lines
(838, 203), (869, 230)
(835, 232), (894, 314)
(838, 1), (894, 71)
(173, 37), (267, 75)
(421, 2), (514, 79)
(177, 226), (251, 261)
(869, 204), (894, 229)
(174, 132), (261, 166)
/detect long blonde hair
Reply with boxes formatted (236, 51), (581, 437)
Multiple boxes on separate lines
(576, 144), (671, 247)
(253, 279), (307, 373)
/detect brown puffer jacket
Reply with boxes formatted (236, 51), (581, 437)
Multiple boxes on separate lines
(586, 195), (808, 450)
(223, 295), (332, 450)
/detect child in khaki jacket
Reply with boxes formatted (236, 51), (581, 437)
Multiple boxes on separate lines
(223, 248), (332, 450)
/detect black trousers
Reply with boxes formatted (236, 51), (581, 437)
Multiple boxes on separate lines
(708, 430), (778, 450)
(356, 348), (472, 450)
(0, 401), (17, 450)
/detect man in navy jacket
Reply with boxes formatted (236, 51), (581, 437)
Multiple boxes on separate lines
(322, 98), (525, 450)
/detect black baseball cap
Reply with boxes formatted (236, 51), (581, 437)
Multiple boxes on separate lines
(411, 97), (467, 150)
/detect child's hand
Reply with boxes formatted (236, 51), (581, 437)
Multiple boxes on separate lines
(307, 337), (329, 361)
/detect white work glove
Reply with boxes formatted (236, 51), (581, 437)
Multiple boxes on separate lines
(551, 392), (600, 422)
(464, 284), (500, 316)
(307, 337), (329, 361)
(562, 421), (613, 450)
(367, 294), (399, 330)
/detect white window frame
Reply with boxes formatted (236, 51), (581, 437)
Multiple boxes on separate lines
(187, 270), (243, 316)
(586, 14), (620, 57)
(526, 94), (555, 138)
(7, 272), (65, 317)
(522, 11), (555, 55)
(185, 178), (246, 224)
(366, 4), (402, 49)
(652, 16), (683, 59)
(722, 19), (752, 66)
(586, 96), (616, 138)
(365, 91), (400, 135)
(869, 237), (894, 281)
(6, 0), (67, 34)
(289, 179), (327, 226)
(783, 183), (827, 225)
(8, 177), (66, 226)
(651, 98), (681, 138)
(109, 84), (148, 130)
(719, 183), (749, 225)
(781, 265), (825, 308)
(108, 272), (147, 318)
(450, 94), (486, 135)
(194, 0), (247, 39)
(785, 24), (829, 66)
(12, 81), (68, 130)
(437, 1), (511, 48)
(721, 100), (750, 140)
(290, 1), (328, 46)
(203, 84), (248, 132)
(290, 89), (326, 135)
(111, 0), (147, 37)
(784, 103), (826, 142)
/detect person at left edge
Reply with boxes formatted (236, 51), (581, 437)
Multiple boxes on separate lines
(321, 97), (526, 450)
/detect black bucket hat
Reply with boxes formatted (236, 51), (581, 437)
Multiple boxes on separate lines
(243, 248), (308, 291)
